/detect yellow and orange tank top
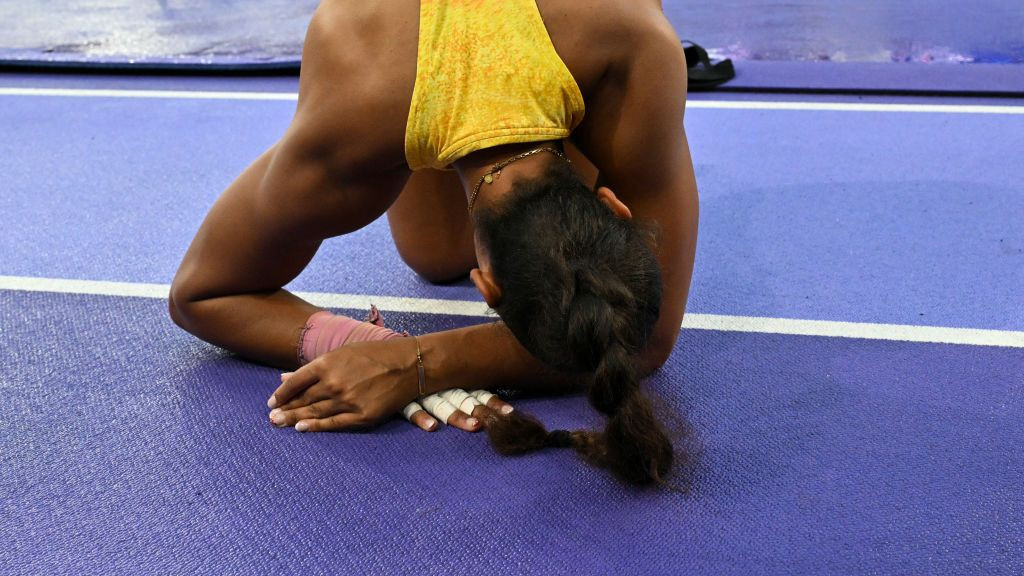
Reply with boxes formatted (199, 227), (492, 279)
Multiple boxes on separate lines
(405, 0), (586, 171)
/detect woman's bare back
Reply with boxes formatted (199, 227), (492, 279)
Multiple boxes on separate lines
(296, 0), (675, 174)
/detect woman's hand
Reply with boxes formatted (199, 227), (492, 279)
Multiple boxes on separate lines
(266, 338), (514, 433)
(267, 338), (421, 432)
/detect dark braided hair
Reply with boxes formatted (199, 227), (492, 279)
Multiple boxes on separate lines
(474, 159), (675, 485)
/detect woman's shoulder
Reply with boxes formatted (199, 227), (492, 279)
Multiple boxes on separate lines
(541, 0), (676, 96)
(557, 0), (675, 41)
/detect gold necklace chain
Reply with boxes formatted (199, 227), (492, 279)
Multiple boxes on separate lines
(467, 146), (570, 212)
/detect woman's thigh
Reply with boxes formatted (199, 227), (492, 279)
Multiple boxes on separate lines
(386, 169), (478, 283)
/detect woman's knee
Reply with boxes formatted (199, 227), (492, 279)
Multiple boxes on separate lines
(394, 240), (475, 283)
(387, 170), (478, 283)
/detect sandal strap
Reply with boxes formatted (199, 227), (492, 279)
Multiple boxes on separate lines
(682, 41), (736, 90)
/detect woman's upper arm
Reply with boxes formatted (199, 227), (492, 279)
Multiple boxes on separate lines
(170, 120), (403, 304)
(579, 30), (699, 371)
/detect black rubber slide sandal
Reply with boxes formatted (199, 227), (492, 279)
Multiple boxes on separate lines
(683, 41), (736, 91)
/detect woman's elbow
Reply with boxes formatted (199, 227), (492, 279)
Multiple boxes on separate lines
(638, 330), (677, 376)
(167, 292), (187, 330)
(167, 280), (201, 333)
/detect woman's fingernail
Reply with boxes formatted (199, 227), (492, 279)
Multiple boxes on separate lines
(280, 372), (293, 380)
(466, 418), (479, 428)
(295, 421), (310, 432)
(269, 410), (284, 424)
(424, 418), (437, 430)
(267, 396), (278, 409)
(501, 405), (514, 415)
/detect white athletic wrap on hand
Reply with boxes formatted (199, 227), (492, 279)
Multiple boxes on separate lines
(420, 394), (458, 423)
(402, 402), (424, 421)
(440, 389), (481, 415)
(471, 390), (495, 405)
(404, 389), (498, 424)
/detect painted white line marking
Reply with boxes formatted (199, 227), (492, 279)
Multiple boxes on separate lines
(2, 275), (1022, 349)
(0, 87), (298, 101)
(0, 276), (172, 299)
(293, 291), (492, 317)
(2, 87), (1023, 114)
(686, 314), (1024, 349)
(687, 100), (1024, 115)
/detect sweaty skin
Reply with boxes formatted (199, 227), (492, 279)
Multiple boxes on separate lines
(169, 0), (699, 433)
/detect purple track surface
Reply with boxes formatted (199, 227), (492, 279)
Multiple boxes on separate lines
(1, 74), (1023, 574)
(3, 291), (1022, 575)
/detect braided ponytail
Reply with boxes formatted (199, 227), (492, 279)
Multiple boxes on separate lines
(589, 344), (674, 484)
(476, 159), (680, 486)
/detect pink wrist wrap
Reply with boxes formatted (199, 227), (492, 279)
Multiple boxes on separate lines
(297, 306), (405, 365)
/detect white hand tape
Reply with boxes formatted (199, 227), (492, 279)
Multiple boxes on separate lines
(439, 389), (471, 407)
(440, 389), (481, 416)
(420, 394), (457, 423)
(470, 390), (495, 405)
(402, 402), (424, 421)
(460, 397), (481, 414)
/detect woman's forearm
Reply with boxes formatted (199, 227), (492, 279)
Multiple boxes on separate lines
(174, 290), (674, 389)
(416, 314), (675, 394)
(416, 321), (580, 394)
(169, 289), (320, 369)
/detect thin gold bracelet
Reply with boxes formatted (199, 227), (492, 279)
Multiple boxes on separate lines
(413, 336), (426, 396)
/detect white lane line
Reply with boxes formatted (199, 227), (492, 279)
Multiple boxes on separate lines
(2, 87), (1023, 114)
(0, 276), (173, 299)
(687, 315), (1024, 349)
(0, 87), (298, 101)
(687, 100), (1024, 115)
(2, 275), (1022, 349)
(294, 291), (492, 317)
